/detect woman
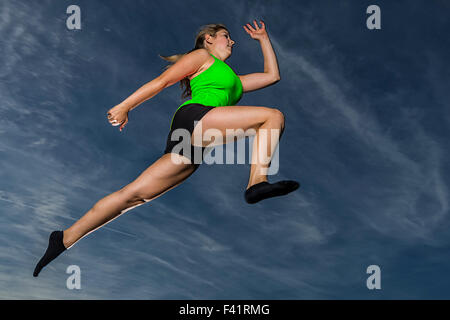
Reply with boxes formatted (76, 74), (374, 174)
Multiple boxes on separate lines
(33, 20), (299, 277)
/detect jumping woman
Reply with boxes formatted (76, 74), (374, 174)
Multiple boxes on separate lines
(33, 20), (299, 277)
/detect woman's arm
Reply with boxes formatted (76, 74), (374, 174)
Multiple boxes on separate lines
(259, 34), (280, 80)
(118, 78), (166, 112)
(239, 20), (280, 93)
(106, 49), (208, 131)
(118, 49), (209, 112)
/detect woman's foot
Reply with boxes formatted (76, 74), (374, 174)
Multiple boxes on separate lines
(245, 180), (300, 204)
(33, 230), (67, 277)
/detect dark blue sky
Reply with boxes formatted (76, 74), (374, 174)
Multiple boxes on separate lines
(1, 0), (449, 299)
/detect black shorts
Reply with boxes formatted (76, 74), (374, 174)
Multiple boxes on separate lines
(163, 103), (215, 165)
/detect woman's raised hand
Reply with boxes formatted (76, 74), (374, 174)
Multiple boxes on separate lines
(243, 19), (268, 41)
(106, 104), (129, 132)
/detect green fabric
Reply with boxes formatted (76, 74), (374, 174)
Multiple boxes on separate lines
(170, 52), (243, 129)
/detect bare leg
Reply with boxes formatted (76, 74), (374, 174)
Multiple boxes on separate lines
(192, 105), (298, 204)
(246, 112), (285, 189)
(63, 153), (197, 248)
(192, 106), (285, 189)
(33, 153), (198, 276)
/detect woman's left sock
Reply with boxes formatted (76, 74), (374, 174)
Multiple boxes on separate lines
(33, 230), (67, 277)
(245, 180), (300, 204)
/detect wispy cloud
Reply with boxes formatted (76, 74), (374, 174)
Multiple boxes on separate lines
(1, 0), (449, 299)
(266, 28), (448, 243)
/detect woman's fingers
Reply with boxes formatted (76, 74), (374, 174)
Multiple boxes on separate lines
(245, 23), (255, 32)
(107, 114), (116, 123)
(120, 119), (128, 131)
(107, 114), (121, 125)
(107, 114), (127, 130)
(107, 112), (115, 123)
(244, 19), (264, 34)
(107, 105), (128, 130)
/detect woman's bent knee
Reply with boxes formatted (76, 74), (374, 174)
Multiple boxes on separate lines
(270, 108), (285, 130)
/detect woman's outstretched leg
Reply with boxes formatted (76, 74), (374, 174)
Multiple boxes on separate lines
(33, 153), (198, 277)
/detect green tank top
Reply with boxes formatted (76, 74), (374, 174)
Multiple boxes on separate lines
(170, 52), (243, 129)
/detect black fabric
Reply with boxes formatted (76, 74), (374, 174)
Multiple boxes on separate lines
(164, 103), (215, 165)
(33, 230), (67, 277)
(244, 180), (300, 204)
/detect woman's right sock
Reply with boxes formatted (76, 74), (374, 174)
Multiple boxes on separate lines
(245, 180), (300, 204)
(33, 230), (67, 277)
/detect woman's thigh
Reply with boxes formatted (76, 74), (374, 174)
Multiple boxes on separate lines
(191, 106), (280, 147)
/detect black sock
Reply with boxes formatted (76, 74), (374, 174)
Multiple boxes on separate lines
(33, 230), (67, 277)
(245, 180), (300, 204)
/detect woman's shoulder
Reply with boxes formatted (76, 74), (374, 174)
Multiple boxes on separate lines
(186, 49), (215, 81)
(188, 48), (210, 59)
(183, 48), (211, 67)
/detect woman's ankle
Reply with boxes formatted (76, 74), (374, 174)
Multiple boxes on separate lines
(247, 177), (268, 190)
(62, 230), (76, 249)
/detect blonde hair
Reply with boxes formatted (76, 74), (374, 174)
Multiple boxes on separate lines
(158, 23), (229, 100)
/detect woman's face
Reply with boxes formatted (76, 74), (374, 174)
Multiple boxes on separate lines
(206, 29), (235, 57)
